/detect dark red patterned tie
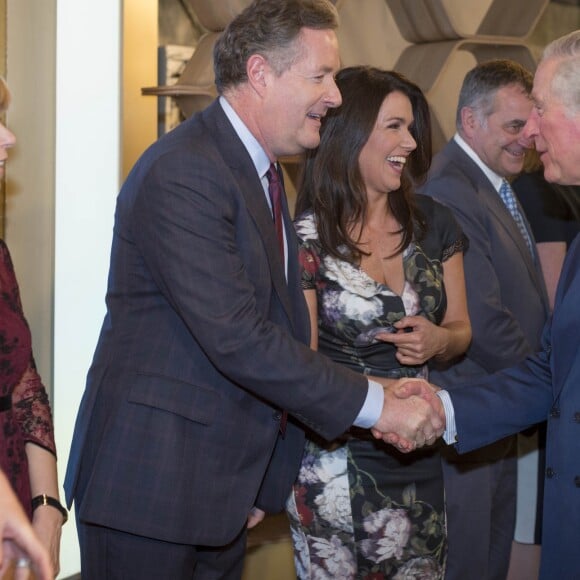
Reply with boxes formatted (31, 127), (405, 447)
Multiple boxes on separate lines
(266, 163), (285, 264)
(266, 162), (288, 436)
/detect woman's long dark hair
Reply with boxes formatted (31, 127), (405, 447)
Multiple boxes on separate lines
(295, 66), (432, 263)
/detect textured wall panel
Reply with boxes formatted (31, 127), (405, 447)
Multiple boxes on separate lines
(145, 0), (552, 158)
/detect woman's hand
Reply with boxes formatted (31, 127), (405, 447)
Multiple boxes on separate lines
(31, 507), (62, 577)
(376, 316), (448, 365)
(0, 470), (53, 580)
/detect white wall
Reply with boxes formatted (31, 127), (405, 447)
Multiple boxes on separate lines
(6, 1), (153, 575)
(53, 1), (121, 576)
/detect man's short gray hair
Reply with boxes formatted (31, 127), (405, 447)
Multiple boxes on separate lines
(455, 59), (533, 131)
(541, 29), (580, 116)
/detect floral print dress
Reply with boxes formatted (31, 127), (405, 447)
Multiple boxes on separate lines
(287, 195), (467, 579)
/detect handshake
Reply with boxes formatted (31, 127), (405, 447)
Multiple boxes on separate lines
(371, 378), (446, 452)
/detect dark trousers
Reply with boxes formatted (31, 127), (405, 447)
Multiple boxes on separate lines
(443, 437), (517, 580)
(78, 519), (247, 580)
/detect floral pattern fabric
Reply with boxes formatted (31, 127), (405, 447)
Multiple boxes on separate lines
(287, 195), (467, 579)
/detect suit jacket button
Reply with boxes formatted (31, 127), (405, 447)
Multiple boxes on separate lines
(574, 412), (580, 423)
(550, 407), (560, 418)
(575, 476), (580, 487)
(546, 467), (555, 478)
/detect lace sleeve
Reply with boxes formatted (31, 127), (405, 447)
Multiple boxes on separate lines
(415, 195), (470, 264)
(12, 357), (57, 456)
(442, 234), (469, 262)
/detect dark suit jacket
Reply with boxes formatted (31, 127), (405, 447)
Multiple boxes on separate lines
(418, 140), (549, 445)
(450, 234), (580, 579)
(64, 100), (368, 546)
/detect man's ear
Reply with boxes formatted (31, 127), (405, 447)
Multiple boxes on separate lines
(247, 54), (268, 96)
(460, 106), (478, 138)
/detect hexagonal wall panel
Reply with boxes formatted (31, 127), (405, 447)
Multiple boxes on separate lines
(395, 39), (538, 151)
(145, 0), (551, 160)
(385, 0), (549, 42)
(188, 0), (253, 32)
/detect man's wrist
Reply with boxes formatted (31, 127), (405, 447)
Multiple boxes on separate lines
(436, 390), (457, 445)
(353, 380), (384, 428)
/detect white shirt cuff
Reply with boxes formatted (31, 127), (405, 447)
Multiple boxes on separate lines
(353, 379), (384, 428)
(436, 389), (458, 445)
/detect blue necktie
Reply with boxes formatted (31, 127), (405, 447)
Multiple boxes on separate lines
(498, 179), (534, 256)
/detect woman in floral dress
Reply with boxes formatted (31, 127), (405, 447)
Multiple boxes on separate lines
(286, 67), (472, 579)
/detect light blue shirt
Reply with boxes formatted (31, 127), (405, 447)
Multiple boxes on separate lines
(219, 96), (383, 428)
(437, 390), (458, 444)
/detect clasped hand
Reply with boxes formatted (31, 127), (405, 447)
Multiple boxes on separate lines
(371, 378), (445, 452)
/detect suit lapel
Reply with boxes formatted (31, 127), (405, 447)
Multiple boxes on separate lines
(486, 185), (534, 262)
(484, 186), (549, 310)
(450, 143), (549, 310)
(204, 103), (295, 326)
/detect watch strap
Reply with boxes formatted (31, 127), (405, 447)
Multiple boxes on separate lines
(31, 494), (68, 524)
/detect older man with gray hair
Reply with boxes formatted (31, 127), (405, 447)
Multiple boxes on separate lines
(430, 29), (580, 579)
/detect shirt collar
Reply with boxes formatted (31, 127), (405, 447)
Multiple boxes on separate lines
(453, 132), (504, 192)
(219, 96), (272, 180)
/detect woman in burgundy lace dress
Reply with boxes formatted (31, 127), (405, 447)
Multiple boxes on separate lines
(0, 76), (65, 576)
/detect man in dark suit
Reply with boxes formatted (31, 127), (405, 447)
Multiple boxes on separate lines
(418, 60), (550, 580)
(392, 30), (580, 580)
(63, 1), (443, 578)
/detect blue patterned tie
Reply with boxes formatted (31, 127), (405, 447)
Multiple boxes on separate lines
(498, 179), (534, 256)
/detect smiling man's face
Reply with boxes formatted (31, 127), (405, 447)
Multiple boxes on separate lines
(464, 83), (533, 179)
